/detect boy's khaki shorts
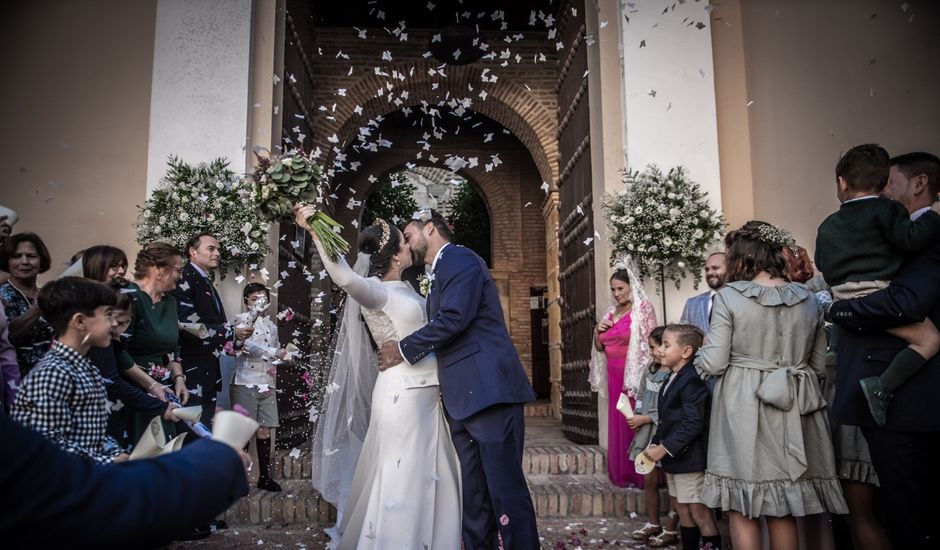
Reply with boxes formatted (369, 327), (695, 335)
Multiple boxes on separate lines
(230, 384), (279, 428)
(666, 472), (705, 504)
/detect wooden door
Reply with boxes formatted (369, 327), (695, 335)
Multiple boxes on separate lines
(556, 1), (597, 444)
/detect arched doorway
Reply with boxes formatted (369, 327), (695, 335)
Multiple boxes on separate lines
(323, 107), (549, 394)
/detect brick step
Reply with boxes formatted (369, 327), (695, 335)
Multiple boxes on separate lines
(275, 443), (606, 479)
(225, 480), (336, 527)
(523, 400), (555, 417)
(271, 447), (312, 480)
(527, 474), (668, 518)
(522, 444), (606, 476)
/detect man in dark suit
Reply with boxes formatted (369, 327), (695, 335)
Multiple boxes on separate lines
(0, 413), (249, 547)
(379, 210), (539, 550)
(171, 233), (251, 428)
(829, 152), (940, 549)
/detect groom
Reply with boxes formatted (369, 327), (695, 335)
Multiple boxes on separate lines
(378, 209), (539, 549)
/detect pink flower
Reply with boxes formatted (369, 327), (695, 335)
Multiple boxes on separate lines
(222, 340), (236, 356)
(283, 308), (295, 321)
(499, 514), (509, 526)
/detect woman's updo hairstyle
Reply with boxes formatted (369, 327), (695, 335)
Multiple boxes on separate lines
(134, 242), (182, 280)
(357, 218), (402, 278)
(724, 220), (791, 283)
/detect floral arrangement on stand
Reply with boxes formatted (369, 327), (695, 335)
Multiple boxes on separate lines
(136, 157), (269, 274)
(247, 148), (349, 261)
(605, 165), (726, 291)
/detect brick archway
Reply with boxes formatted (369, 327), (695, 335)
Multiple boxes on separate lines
(326, 125), (548, 387)
(323, 67), (556, 187)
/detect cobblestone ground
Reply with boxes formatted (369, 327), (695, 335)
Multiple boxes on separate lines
(165, 516), (731, 549)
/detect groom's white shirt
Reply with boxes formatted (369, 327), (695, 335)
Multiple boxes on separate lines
(399, 243), (451, 365)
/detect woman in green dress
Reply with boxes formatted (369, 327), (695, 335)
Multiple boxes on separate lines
(120, 242), (189, 441)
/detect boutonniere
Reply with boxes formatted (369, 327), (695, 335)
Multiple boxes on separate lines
(419, 272), (435, 297)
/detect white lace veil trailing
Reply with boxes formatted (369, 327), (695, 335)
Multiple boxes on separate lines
(588, 258), (658, 398)
(311, 252), (377, 513)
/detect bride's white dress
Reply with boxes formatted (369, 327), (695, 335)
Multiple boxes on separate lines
(318, 249), (461, 550)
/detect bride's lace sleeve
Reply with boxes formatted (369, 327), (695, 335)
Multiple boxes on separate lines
(313, 237), (388, 310)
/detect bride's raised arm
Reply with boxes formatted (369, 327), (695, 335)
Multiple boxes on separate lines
(309, 227), (388, 311)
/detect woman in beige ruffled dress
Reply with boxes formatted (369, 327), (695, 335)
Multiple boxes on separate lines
(785, 246), (890, 549)
(696, 222), (847, 550)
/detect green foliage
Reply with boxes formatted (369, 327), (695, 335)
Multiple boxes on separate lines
(361, 172), (419, 227)
(249, 150), (325, 221)
(136, 157), (269, 273)
(448, 181), (491, 267)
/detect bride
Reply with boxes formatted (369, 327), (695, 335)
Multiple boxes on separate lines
(296, 205), (461, 549)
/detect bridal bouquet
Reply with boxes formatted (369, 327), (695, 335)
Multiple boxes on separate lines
(248, 149), (349, 261)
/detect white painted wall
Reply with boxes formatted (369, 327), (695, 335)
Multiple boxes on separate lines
(146, 0), (254, 314)
(146, 0), (253, 193)
(618, 0), (723, 324)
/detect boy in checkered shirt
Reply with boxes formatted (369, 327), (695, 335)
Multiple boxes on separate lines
(13, 277), (129, 463)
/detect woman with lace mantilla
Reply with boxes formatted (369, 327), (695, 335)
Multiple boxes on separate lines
(589, 264), (657, 488)
(696, 221), (847, 550)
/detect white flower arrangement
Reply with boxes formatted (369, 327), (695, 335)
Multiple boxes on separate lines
(605, 165), (726, 289)
(136, 157), (269, 274)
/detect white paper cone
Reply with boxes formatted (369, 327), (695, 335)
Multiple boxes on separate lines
(179, 322), (210, 339)
(616, 393), (635, 419)
(635, 452), (656, 475)
(211, 410), (259, 450)
(172, 405), (203, 423)
(160, 433), (187, 455)
(130, 416), (166, 460)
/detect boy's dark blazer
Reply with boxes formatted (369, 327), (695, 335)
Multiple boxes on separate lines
(652, 360), (710, 474)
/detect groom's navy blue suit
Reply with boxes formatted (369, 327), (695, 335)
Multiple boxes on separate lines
(400, 244), (538, 549)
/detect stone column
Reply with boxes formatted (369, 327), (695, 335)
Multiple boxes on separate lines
(619, 0), (723, 324)
(145, 0), (282, 313)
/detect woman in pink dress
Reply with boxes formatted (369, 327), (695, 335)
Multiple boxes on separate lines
(590, 265), (657, 487)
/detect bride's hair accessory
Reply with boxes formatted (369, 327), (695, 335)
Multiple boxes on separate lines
(373, 218), (392, 250)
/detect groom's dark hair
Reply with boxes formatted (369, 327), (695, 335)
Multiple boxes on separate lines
(410, 209), (452, 241)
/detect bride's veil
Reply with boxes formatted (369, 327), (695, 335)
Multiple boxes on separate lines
(311, 252), (378, 513)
